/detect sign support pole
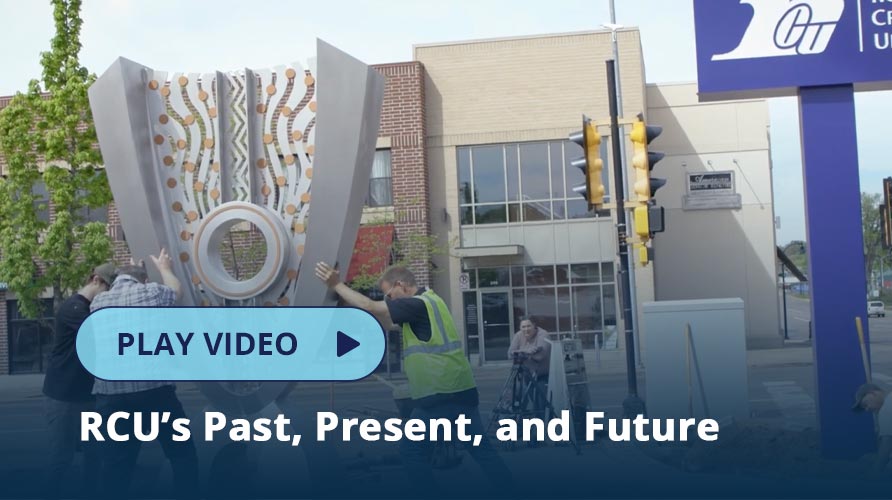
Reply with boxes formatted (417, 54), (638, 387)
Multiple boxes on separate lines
(799, 84), (874, 458)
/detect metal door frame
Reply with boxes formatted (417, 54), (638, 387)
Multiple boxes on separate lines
(478, 287), (514, 364)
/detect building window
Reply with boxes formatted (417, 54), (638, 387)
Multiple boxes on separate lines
(458, 141), (610, 226)
(32, 181), (50, 223)
(367, 149), (392, 207)
(7, 299), (54, 374)
(462, 262), (617, 350)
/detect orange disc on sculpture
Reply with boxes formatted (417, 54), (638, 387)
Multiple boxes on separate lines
(163, 156), (174, 166)
(300, 192), (311, 203)
(267, 84), (277, 95)
(166, 178), (177, 188)
(148, 80), (160, 90)
(194, 181), (205, 191)
(256, 158), (267, 169)
(306, 145), (315, 155)
(180, 230), (191, 241)
(179, 252), (190, 262)
(308, 101), (317, 112)
(178, 76), (189, 86)
(276, 176), (287, 187)
(285, 204), (297, 214)
(204, 138), (214, 149)
(191, 275), (201, 285)
(284, 155), (295, 165)
(264, 301), (274, 307)
(278, 297), (290, 306)
(305, 168), (313, 179)
(292, 222), (305, 233)
(159, 114), (170, 124)
(184, 115), (195, 125)
(256, 103), (267, 114)
(297, 244), (305, 255)
(172, 201), (183, 212)
(285, 68), (297, 79)
(160, 87), (171, 97)
(198, 90), (209, 101)
(208, 107), (218, 118)
(210, 188), (220, 200)
(176, 139), (187, 150)
(292, 130), (302, 141)
(212, 162), (220, 172)
(282, 106), (293, 116)
(263, 134), (274, 145)
(187, 211), (198, 222)
(153, 135), (164, 145)
(201, 300), (210, 307)
(287, 269), (298, 280)
(184, 162), (196, 172)
(261, 185), (271, 196)
(304, 75), (315, 86)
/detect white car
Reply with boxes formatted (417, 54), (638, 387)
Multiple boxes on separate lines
(868, 301), (886, 318)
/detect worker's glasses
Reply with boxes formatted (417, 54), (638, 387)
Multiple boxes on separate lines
(383, 281), (402, 301)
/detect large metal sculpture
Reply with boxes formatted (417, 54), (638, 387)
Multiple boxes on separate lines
(88, 40), (385, 415)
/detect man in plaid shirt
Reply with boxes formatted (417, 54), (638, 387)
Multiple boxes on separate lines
(91, 249), (199, 499)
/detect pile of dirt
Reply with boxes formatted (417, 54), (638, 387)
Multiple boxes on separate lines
(643, 419), (868, 480)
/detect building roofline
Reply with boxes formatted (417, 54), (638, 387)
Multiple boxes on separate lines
(413, 27), (639, 52)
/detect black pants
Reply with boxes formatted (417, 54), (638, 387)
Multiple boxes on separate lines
(96, 386), (199, 499)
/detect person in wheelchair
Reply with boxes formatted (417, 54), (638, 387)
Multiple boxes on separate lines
(507, 317), (551, 384)
(507, 317), (551, 412)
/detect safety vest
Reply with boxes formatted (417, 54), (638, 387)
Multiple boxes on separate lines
(402, 290), (476, 400)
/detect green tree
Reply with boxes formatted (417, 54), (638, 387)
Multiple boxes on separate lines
(0, 0), (112, 318)
(863, 192), (884, 288)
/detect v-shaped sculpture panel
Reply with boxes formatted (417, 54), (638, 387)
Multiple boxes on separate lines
(88, 40), (384, 414)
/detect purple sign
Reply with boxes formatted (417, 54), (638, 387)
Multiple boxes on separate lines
(694, 0), (892, 99)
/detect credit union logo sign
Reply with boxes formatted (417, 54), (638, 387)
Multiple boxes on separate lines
(713, 0), (846, 60)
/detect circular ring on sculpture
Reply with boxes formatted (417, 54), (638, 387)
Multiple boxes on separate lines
(193, 202), (289, 300)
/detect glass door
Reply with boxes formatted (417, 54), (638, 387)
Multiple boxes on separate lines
(479, 289), (513, 363)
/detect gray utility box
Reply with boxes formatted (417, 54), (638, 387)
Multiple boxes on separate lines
(642, 298), (749, 421)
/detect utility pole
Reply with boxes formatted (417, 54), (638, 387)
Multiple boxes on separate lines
(605, 0), (642, 369)
(607, 59), (646, 416)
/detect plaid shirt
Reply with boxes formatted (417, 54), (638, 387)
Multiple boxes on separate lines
(91, 274), (178, 395)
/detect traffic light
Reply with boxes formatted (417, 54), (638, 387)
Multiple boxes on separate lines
(569, 116), (605, 209)
(883, 177), (892, 249)
(630, 114), (665, 204)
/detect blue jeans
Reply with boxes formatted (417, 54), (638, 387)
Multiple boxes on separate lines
(399, 402), (513, 497)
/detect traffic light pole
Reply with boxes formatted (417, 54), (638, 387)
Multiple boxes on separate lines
(607, 59), (645, 417)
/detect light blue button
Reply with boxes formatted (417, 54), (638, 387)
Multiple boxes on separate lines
(76, 307), (385, 381)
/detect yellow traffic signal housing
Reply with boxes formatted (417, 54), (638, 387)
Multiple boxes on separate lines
(569, 116), (606, 208)
(630, 115), (665, 205)
(634, 205), (650, 241)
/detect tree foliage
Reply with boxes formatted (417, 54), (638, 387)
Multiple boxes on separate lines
(0, 0), (112, 318)
(863, 192), (884, 287)
(348, 222), (447, 293)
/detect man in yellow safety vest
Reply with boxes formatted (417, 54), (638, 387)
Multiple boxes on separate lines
(315, 262), (512, 494)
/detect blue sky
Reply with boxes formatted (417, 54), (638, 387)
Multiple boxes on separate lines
(0, 0), (889, 244)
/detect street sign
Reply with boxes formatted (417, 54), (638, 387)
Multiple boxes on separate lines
(459, 272), (470, 291)
(694, 0), (892, 101)
(693, 0), (876, 458)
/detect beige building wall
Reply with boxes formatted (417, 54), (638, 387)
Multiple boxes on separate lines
(647, 83), (781, 349)
(416, 29), (654, 358)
